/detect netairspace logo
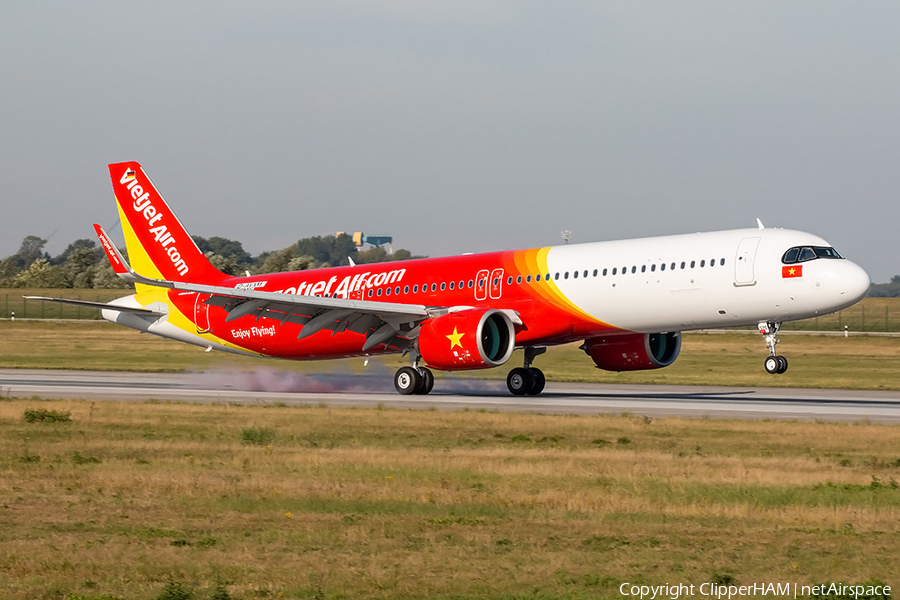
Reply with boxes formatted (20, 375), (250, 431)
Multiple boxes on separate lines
(618, 582), (891, 600)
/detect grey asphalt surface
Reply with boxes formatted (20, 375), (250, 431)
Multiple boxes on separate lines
(3, 369), (900, 423)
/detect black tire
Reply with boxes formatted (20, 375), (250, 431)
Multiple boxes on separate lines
(416, 368), (435, 395)
(764, 356), (779, 374)
(776, 356), (788, 374)
(526, 368), (545, 395)
(394, 366), (420, 395)
(507, 367), (531, 396)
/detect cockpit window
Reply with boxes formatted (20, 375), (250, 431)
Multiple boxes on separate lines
(814, 247), (843, 259)
(782, 246), (844, 264)
(798, 247), (816, 262)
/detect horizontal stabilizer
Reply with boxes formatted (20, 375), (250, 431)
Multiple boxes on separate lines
(22, 296), (165, 316)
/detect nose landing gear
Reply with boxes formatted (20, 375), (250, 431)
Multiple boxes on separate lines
(506, 346), (547, 396)
(759, 321), (789, 374)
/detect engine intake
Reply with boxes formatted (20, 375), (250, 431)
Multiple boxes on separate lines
(419, 309), (516, 370)
(583, 332), (681, 371)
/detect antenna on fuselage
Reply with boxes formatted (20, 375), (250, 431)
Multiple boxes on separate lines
(756, 218), (765, 230)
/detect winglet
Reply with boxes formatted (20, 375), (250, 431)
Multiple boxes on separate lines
(756, 218), (765, 230)
(94, 224), (137, 282)
(94, 223), (179, 290)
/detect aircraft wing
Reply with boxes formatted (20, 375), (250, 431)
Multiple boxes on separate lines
(94, 224), (434, 349)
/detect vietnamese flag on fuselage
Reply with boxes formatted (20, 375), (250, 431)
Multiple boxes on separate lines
(782, 265), (803, 278)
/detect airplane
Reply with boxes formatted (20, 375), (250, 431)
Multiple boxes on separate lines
(27, 161), (871, 396)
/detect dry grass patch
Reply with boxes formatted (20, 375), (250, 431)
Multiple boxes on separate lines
(1, 399), (899, 599)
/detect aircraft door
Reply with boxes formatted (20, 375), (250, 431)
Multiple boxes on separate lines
(475, 270), (489, 301)
(194, 293), (211, 333)
(489, 268), (504, 300)
(734, 237), (760, 286)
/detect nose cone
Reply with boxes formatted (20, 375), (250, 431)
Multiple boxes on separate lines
(840, 261), (871, 307)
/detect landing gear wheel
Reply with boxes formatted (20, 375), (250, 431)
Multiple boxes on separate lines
(415, 368), (434, 395)
(507, 367), (531, 396)
(776, 356), (788, 374)
(764, 356), (779, 374)
(526, 368), (545, 395)
(394, 366), (420, 395)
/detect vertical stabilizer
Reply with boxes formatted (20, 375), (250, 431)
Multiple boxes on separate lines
(108, 162), (224, 289)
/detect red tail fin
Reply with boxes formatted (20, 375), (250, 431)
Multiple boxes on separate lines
(108, 161), (224, 284)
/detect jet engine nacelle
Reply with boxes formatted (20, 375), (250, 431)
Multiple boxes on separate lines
(583, 332), (681, 371)
(419, 308), (516, 371)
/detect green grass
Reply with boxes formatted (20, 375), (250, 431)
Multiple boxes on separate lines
(2, 288), (131, 320)
(1, 399), (899, 599)
(3, 320), (900, 390)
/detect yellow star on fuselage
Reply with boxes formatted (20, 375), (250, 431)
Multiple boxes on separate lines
(447, 327), (464, 349)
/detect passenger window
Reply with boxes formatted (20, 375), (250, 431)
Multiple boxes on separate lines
(700, 260), (705, 267)
(651, 264), (656, 272)
(536, 274), (541, 282)
(681, 262), (686, 269)
(612, 267), (617, 275)
(526, 275), (531, 283)
(690, 261), (695, 268)
(517, 275), (522, 284)
(468, 280), (473, 288)
(493, 278), (499, 286)
(385, 287), (391, 296)
(720, 258), (725, 266)
(631, 266), (637, 274)
(671, 262), (675, 270)
(432, 283), (437, 292)
(404, 286), (409, 294)
(641, 265), (646, 273)
(507, 276), (513, 285)
(368, 289), (373, 298)
(413, 285), (418, 293)
(555, 273), (560, 280)
(440, 282), (446, 291)
(660, 263), (665, 271)
(459, 280), (464, 288)
(602, 268), (607, 276)
(572, 271), (577, 279)
(449, 282), (454, 290)
(395, 287), (400, 294)
(377, 289), (382, 297)
(583, 270), (588, 278)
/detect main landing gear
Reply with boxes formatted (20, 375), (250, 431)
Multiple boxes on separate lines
(759, 321), (789, 374)
(506, 346), (547, 396)
(394, 360), (435, 396)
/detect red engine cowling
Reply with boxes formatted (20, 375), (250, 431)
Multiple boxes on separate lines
(583, 332), (681, 371)
(419, 309), (516, 371)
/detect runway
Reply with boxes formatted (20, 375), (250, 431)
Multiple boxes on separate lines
(3, 368), (900, 423)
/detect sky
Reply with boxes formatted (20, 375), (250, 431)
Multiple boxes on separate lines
(1, 1), (898, 281)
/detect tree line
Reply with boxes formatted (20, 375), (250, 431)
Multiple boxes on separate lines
(0, 232), (422, 289)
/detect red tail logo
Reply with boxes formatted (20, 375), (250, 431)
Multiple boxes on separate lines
(109, 161), (224, 283)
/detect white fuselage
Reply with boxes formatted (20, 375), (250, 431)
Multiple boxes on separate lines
(546, 228), (869, 332)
